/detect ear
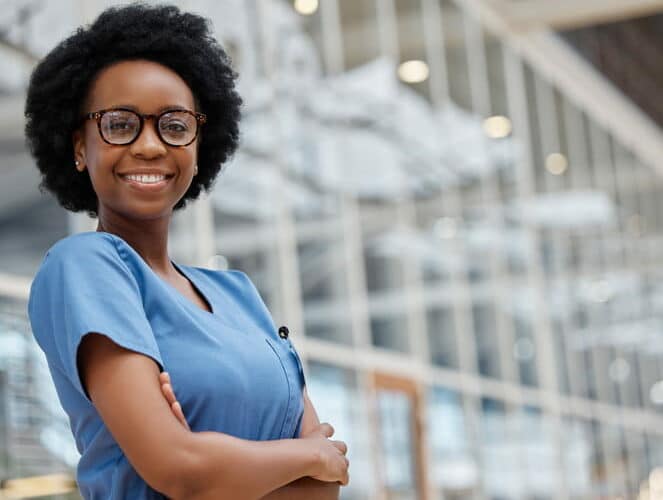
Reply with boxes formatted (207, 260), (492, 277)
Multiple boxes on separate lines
(72, 128), (87, 172)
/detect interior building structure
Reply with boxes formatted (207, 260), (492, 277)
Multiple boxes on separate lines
(1, 1), (663, 498)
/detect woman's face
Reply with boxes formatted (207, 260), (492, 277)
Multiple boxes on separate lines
(73, 59), (199, 222)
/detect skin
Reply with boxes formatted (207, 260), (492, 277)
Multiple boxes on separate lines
(72, 59), (348, 499)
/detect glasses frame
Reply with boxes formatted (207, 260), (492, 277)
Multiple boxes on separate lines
(81, 107), (207, 147)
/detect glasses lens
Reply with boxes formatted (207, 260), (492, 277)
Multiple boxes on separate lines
(158, 111), (197, 146)
(100, 110), (140, 145)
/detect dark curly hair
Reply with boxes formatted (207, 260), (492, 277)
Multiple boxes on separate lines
(24, 3), (242, 217)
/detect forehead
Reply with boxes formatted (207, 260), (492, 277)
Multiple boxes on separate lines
(85, 60), (195, 112)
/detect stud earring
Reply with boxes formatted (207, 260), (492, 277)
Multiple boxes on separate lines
(193, 165), (198, 175)
(75, 160), (80, 166)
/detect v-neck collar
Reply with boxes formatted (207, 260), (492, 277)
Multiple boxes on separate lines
(168, 261), (216, 316)
(92, 231), (217, 317)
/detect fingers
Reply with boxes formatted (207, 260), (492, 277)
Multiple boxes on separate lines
(302, 422), (335, 439)
(332, 440), (348, 455)
(342, 455), (350, 485)
(318, 422), (334, 438)
(162, 383), (177, 407)
(171, 401), (190, 430)
(159, 372), (190, 430)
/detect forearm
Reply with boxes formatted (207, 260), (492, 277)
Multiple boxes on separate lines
(260, 477), (340, 500)
(175, 431), (317, 500)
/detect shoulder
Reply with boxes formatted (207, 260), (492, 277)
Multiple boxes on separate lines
(29, 232), (132, 299)
(41, 231), (121, 267)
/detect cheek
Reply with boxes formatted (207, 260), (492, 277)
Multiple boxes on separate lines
(176, 149), (198, 172)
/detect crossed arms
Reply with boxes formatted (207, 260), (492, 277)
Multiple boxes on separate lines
(77, 333), (349, 499)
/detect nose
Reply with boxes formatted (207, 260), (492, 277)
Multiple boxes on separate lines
(128, 117), (167, 159)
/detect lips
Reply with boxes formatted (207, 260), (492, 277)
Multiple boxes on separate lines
(118, 171), (175, 191)
(117, 170), (175, 178)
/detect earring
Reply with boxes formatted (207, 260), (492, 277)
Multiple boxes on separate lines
(194, 165), (198, 175)
(75, 160), (80, 166)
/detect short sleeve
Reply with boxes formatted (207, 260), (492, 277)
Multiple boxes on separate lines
(28, 234), (163, 401)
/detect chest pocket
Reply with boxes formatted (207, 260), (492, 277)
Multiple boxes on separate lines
(265, 337), (306, 438)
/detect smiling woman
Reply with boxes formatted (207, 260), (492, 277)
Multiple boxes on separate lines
(72, 60), (202, 220)
(24, 3), (348, 500)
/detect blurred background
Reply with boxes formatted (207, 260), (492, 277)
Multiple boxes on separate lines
(1, 0), (663, 498)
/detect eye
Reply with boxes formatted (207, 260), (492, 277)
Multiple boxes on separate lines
(162, 121), (189, 133)
(109, 120), (133, 130)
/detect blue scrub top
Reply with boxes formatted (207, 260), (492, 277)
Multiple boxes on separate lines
(27, 231), (306, 499)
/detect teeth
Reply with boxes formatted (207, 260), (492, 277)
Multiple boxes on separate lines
(124, 174), (167, 184)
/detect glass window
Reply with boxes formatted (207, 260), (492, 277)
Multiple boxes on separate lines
(551, 319), (571, 394)
(298, 237), (353, 345)
(601, 424), (630, 497)
(562, 418), (593, 499)
(378, 388), (417, 499)
(338, 0), (380, 70)
(624, 430), (649, 498)
(428, 387), (477, 499)
(478, 397), (522, 498)
(0, 197), (68, 277)
(426, 306), (458, 368)
(512, 310), (538, 388)
(439, 0), (472, 111)
(1, 297), (79, 478)
(370, 313), (410, 353)
(363, 223), (406, 294)
(517, 406), (557, 498)
(306, 362), (374, 499)
(472, 303), (500, 379)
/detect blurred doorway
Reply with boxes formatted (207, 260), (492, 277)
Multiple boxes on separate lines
(372, 373), (427, 500)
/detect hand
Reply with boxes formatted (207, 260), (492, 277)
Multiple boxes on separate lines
(159, 371), (190, 431)
(301, 423), (349, 485)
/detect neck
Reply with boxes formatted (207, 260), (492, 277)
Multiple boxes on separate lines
(96, 207), (174, 275)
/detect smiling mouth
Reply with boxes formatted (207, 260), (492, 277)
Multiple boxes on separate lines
(118, 173), (175, 190)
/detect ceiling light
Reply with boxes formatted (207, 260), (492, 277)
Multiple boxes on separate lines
(397, 60), (429, 83)
(293, 0), (318, 15)
(482, 115), (512, 139)
(546, 153), (568, 175)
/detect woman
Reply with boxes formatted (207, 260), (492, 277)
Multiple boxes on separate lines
(25, 4), (349, 499)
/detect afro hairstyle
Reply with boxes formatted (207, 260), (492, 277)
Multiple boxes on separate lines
(24, 3), (242, 217)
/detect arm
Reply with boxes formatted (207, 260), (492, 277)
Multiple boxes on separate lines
(250, 388), (343, 500)
(78, 333), (349, 500)
(161, 377), (345, 500)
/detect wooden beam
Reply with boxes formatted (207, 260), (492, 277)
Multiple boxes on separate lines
(494, 0), (663, 31)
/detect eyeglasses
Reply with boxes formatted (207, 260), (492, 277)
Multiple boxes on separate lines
(82, 108), (207, 147)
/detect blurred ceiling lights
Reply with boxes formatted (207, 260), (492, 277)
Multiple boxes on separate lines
(482, 115), (512, 139)
(293, 0), (318, 16)
(397, 60), (429, 83)
(546, 152), (569, 175)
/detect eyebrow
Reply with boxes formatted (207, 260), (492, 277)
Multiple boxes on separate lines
(110, 104), (192, 113)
